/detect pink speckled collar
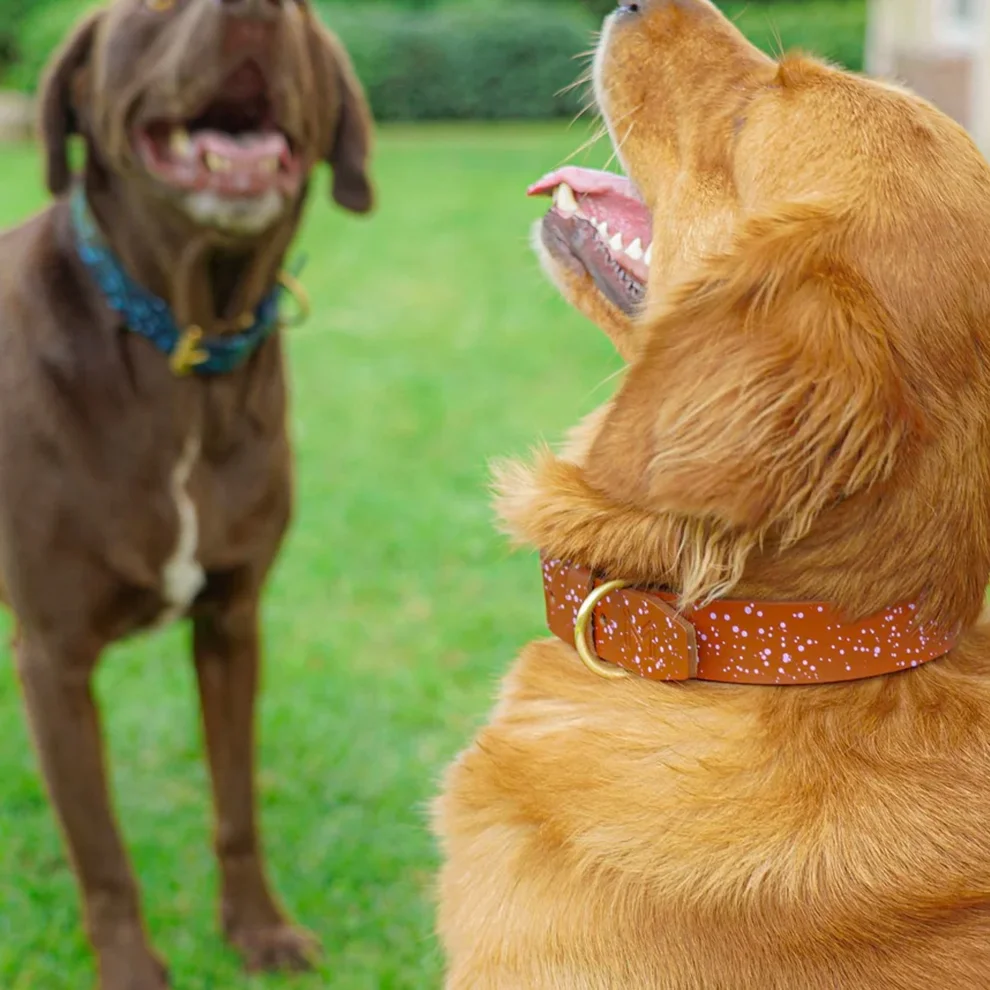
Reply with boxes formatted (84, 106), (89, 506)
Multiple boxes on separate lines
(543, 558), (960, 685)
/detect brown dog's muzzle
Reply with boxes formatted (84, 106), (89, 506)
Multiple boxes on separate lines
(42, 0), (373, 236)
(221, 0), (288, 17)
(222, 0), (283, 57)
(130, 0), (308, 212)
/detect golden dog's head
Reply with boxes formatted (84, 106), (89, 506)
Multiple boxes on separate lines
(518, 0), (990, 625)
(41, 0), (372, 239)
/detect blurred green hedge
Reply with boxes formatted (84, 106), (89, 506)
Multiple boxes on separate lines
(0, 0), (866, 121)
(323, 0), (866, 120)
(321, 4), (594, 121)
(721, 1), (866, 74)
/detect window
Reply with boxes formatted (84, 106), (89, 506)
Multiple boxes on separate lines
(937, 0), (983, 46)
(955, 0), (979, 22)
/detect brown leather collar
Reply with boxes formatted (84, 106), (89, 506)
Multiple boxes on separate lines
(542, 557), (959, 685)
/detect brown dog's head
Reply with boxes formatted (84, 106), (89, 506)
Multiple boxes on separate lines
(517, 0), (990, 625)
(41, 0), (373, 239)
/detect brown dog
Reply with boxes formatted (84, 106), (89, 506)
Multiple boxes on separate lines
(434, 1), (990, 987)
(0, 1), (371, 987)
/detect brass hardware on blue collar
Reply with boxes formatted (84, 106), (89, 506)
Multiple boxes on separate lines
(170, 326), (210, 377)
(70, 185), (308, 377)
(276, 270), (312, 329)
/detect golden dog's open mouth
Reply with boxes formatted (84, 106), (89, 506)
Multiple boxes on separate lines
(529, 166), (652, 314)
(135, 61), (302, 201)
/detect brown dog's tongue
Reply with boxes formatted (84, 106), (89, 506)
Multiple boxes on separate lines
(194, 130), (287, 165)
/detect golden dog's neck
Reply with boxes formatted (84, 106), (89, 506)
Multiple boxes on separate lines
(494, 394), (989, 637)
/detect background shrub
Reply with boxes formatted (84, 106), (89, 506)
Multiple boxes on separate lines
(0, 0), (101, 94)
(721, 1), (866, 72)
(0, 0), (33, 74)
(322, 0), (866, 120)
(319, 4), (594, 122)
(1, 0), (867, 119)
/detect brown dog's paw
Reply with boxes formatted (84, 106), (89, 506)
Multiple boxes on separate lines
(98, 949), (170, 990)
(229, 923), (320, 973)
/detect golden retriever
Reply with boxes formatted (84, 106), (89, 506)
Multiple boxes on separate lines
(433, 1), (990, 987)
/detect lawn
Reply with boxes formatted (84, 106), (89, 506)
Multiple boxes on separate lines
(0, 123), (623, 989)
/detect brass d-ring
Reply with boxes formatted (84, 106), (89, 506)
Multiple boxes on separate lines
(277, 270), (311, 329)
(574, 579), (632, 680)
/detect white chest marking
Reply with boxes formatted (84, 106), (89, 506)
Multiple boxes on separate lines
(158, 435), (206, 626)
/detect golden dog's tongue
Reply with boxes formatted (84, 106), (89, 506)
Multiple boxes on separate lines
(528, 166), (639, 199)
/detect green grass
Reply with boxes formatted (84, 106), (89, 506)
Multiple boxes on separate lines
(0, 123), (622, 989)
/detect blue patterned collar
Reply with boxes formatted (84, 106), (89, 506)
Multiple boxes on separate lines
(70, 185), (297, 376)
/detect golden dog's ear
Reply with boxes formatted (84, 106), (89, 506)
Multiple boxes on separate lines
(307, 18), (374, 214)
(586, 204), (916, 546)
(39, 10), (103, 196)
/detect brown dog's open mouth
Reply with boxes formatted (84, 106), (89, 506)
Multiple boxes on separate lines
(528, 167), (652, 314)
(135, 61), (301, 200)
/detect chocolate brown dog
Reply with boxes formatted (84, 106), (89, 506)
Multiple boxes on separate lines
(0, 1), (372, 987)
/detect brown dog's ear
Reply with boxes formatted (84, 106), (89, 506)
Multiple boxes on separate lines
(307, 17), (374, 214)
(328, 45), (374, 214)
(586, 204), (916, 550)
(39, 10), (103, 196)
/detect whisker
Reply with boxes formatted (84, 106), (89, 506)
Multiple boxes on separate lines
(553, 100), (642, 172)
(553, 123), (610, 169)
(601, 110), (640, 171)
(569, 90), (599, 120)
(556, 71), (594, 98)
(569, 102), (599, 127)
(769, 22), (784, 59)
(601, 103), (641, 129)
(586, 364), (628, 400)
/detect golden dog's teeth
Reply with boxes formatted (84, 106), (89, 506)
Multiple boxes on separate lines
(644, 243), (653, 265)
(169, 127), (193, 161)
(555, 182), (578, 215)
(609, 232), (624, 252)
(598, 221), (609, 238)
(259, 157), (279, 175)
(625, 238), (643, 261)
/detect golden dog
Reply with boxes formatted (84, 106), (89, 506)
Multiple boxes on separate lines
(433, 1), (990, 987)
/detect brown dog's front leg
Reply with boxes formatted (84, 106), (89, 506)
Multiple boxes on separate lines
(193, 593), (318, 973)
(15, 635), (168, 990)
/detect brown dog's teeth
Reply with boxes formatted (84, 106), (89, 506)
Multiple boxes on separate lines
(625, 238), (643, 261)
(169, 126), (193, 161)
(644, 243), (653, 265)
(204, 152), (231, 173)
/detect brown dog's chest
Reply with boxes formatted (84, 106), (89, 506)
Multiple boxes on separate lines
(0, 303), (292, 643)
(89, 375), (293, 638)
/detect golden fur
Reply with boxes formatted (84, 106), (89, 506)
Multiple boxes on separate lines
(433, 1), (990, 986)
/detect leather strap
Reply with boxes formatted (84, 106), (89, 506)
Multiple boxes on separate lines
(542, 557), (959, 685)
